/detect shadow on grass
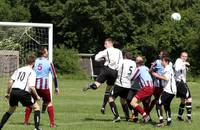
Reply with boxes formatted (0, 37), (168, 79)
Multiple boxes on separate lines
(9, 122), (46, 126)
(83, 117), (113, 122)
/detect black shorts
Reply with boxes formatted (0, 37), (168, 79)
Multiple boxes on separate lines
(111, 85), (130, 99)
(9, 88), (35, 107)
(160, 91), (174, 106)
(176, 81), (191, 99)
(127, 89), (138, 102)
(96, 66), (118, 86)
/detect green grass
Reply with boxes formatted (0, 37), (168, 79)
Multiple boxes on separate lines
(0, 79), (200, 130)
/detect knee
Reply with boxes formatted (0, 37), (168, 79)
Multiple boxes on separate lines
(186, 97), (192, 103)
(109, 96), (115, 103)
(47, 102), (53, 107)
(131, 97), (138, 107)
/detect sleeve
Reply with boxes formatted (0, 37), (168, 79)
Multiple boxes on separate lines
(130, 68), (140, 81)
(50, 63), (58, 89)
(174, 59), (182, 71)
(11, 70), (18, 81)
(28, 72), (36, 87)
(95, 50), (107, 61)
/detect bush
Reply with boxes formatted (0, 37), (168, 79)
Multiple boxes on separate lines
(53, 45), (88, 79)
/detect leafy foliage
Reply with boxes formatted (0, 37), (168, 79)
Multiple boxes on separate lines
(53, 45), (87, 77)
(1, 0), (200, 74)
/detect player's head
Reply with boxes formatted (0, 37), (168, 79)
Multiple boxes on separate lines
(180, 52), (188, 62)
(161, 56), (170, 67)
(26, 55), (35, 66)
(104, 38), (113, 48)
(123, 51), (133, 60)
(159, 50), (169, 59)
(136, 56), (144, 66)
(38, 47), (48, 58)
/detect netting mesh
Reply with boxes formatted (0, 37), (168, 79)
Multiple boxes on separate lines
(0, 25), (50, 112)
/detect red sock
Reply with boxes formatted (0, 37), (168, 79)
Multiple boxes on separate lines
(24, 107), (32, 124)
(135, 105), (146, 116)
(47, 105), (54, 125)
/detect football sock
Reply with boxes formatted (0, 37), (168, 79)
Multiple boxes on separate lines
(47, 105), (54, 125)
(102, 91), (110, 109)
(42, 102), (47, 113)
(24, 107), (32, 123)
(186, 102), (192, 120)
(135, 105), (145, 116)
(156, 102), (163, 122)
(164, 105), (172, 120)
(0, 112), (12, 129)
(109, 101), (119, 117)
(34, 110), (40, 129)
(178, 103), (185, 118)
(121, 103), (129, 119)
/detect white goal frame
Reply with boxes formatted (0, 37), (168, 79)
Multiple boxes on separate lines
(0, 22), (53, 99)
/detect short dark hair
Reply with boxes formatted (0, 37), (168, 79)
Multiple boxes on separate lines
(124, 52), (133, 60)
(105, 38), (113, 44)
(38, 47), (47, 57)
(26, 55), (35, 65)
(161, 56), (170, 63)
(160, 50), (169, 57)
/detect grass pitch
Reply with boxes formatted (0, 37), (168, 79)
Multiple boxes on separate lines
(0, 79), (200, 130)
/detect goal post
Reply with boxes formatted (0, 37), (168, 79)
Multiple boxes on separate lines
(0, 22), (53, 109)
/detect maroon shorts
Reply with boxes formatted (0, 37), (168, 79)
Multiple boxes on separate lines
(36, 89), (51, 103)
(135, 86), (154, 101)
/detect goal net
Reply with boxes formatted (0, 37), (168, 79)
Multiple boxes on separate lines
(0, 22), (53, 112)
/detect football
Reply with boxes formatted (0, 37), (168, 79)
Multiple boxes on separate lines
(171, 12), (181, 21)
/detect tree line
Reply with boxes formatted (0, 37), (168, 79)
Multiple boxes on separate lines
(0, 0), (200, 75)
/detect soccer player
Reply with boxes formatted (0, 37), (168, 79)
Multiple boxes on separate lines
(88, 38), (123, 114)
(24, 47), (59, 128)
(0, 55), (41, 130)
(108, 52), (136, 122)
(149, 50), (172, 113)
(153, 57), (177, 126)
(130, 56), (154, 123)
(174, 52), (192, 123)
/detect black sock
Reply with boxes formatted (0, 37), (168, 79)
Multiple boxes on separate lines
(186, 102), (192, 120)
(0, 112), (12, 129)
(34, 110), (40, 129)
(121, 104), (129, 120)
(178, 103), (185, 118)
(109, 101), (119, 118)
(42, 103), (47, 113)
(102, 91), (110, 108)
(156, 102), (163, 123)
(164, 105), (171, 121)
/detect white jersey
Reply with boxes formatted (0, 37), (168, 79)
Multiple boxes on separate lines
(162, 65), (177, 95)
(95, 47), (123, 70)
(115, 59), (136, 88)
(174, 58), (187, 83)
(11, 66), (36, 93)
